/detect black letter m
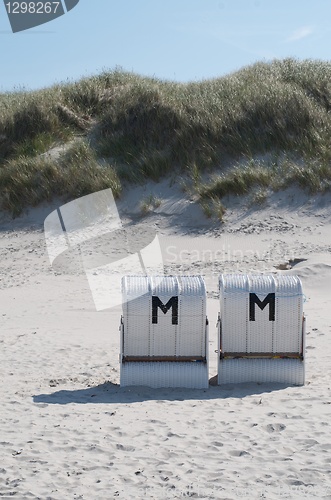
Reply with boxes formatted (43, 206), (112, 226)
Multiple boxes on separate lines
(152, 296), (178, 325)
(249, 293), (275, 321)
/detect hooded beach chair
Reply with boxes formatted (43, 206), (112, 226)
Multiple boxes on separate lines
(217, 274), (305, 386)
(120, 275), (209, 388)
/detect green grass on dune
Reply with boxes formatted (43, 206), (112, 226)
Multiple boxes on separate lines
(1, 58), (331, 216)
(0, 141), (121, 216)
(198, 156), (331, 219)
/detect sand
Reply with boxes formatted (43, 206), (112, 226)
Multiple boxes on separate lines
(1, 182), (331, 499)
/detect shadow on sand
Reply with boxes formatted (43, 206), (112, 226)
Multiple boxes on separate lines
(33, 377), (295, 405)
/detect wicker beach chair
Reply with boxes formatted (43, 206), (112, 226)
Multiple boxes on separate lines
(217, 274), (306, 385)
(120, 275), (209, 388)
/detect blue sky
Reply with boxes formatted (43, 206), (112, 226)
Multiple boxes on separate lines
(1, 0), (331, 91)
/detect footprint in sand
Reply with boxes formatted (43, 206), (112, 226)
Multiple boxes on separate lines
(116, 444), (135, 452)
(266, 423), (286, 433)
(228, 449), (251, 457)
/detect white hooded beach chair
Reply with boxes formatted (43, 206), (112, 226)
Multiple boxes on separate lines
(217, 274), (305, 386)
(120, 275), (209, 388)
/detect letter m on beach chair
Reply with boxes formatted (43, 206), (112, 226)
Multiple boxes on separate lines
(249, 293), (275, 321)
(152, 296), (178, 325)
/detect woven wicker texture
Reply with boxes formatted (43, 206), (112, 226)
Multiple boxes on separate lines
(219, 274), (303, 355)
(218, 358), (305, 385)
(122, 275), (207, 358)
(120, 361), (209, 388)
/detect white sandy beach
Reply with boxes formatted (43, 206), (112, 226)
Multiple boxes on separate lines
(1, 182), (331, 499)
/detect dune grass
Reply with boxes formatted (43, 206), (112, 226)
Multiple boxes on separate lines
(140, 193), (162, 215)
(0, 141), (121, 216)
(1, 58), (331, 215)
(199, 155), (331, 193)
